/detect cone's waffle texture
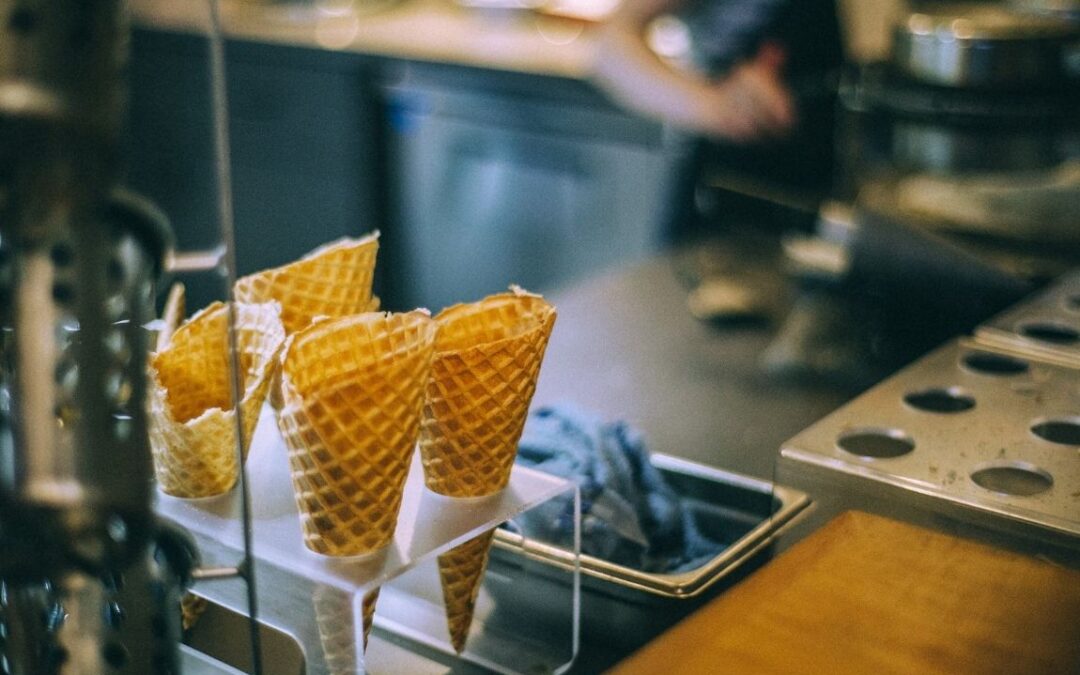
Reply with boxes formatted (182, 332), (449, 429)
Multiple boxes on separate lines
(313, 587), (381, 674)
(233, 233), (380, 335)
(420, 287), (556, 497)
(149, 301), (286, 498)
(277, 311), (436, 556)
(438, 529), (496, 653)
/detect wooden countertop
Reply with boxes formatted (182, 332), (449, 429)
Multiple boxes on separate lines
(611, 511), (1080, 675)
(132, 0), (597, 78)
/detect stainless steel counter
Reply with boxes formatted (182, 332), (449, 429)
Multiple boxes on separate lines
(532, 247), (856, 481)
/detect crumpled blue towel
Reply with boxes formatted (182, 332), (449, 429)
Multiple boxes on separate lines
(512, 404), (725, 574)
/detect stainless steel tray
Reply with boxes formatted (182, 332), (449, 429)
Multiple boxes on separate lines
(780, 338), (1080, 552)
(976, 269), (1080, 368)
(493, 453), (811, 599)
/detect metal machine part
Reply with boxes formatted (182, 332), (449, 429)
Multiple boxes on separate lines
(779, 338), (1080, 563)
(0, 1), (189, 672)
(0, 192), (169, 580)
(0, 539), (189, 675)
(892, 3), (1080, 89)
(1010, 0), (1080, 21)
(836, 2), (1080, 180)
(976, 268), (1080, 367)
(0, 0), (160, 577)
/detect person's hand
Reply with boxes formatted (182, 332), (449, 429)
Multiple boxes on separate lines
(593, 13), (797, 143)
(692, 43), (795, 142)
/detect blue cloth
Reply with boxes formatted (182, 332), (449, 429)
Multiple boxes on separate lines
(513, 405), (725, 574)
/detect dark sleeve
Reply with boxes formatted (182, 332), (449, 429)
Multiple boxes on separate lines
(682, 0), (842, 76)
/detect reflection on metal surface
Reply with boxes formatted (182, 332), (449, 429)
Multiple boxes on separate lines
(836, 428), (917, 459)
(977, 269), (1080, 368)
(902, 387), (976, 414)
(780, 339), (1080, 549)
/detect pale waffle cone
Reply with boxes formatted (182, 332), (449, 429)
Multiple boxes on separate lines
(276, 311), (436, 556)
(233, 232), (380, 336)
(419, 287), (556, 498)
(156, 282), (186, 352)
(149, 301), (286, 498)
(438, 529), (495, 653)
(312, 587), (381, 673)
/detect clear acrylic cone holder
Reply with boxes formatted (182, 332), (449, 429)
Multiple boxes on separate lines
(157, 406), (581, 674)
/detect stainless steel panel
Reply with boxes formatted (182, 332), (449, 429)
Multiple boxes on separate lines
(976, 269), (1080, 367)
(780, 339), (1080, 550)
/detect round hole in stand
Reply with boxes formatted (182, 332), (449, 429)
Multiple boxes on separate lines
(1067, 295), (1080, 313)
(1018, 321), (1080, 345)
(903, 387), (975, 414)
(970, 462), (1053, 496)
(837, 428), (915, 459)
(1030, 416), (1080, 445)
(960, 352), (1029, 376)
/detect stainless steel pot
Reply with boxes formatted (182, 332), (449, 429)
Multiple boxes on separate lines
(1010, 0), (1080, 21)
(893, 3), (1080, 88)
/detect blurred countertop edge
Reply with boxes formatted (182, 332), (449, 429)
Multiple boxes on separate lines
(131, 0), (598, 78)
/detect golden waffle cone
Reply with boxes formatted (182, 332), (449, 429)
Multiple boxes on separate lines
(438, 529), (496, 653)
(233, 232), (380, 335)
(419, 287), (556, 498)
(180, 593), (208, 632)
(276, 311), (436, 556)
(149, 301), (286, 498)
(312, 587), (381, 674)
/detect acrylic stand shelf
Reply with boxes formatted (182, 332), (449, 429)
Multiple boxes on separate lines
(156, 406), (581, 674)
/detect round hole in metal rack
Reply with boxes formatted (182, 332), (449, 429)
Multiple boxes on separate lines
(970, 462), (1053, 497)
(1030, 416), (1080, 445)
(1066, 295), (1080, 313)
(903, 387), (975, 414)
(837, 428), (915, 459)
(960, 352), (1029, 376)
(1018, 321), (1080, 345)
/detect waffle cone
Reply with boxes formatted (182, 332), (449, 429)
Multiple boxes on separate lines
(438, 529), (495, 653)
(277, 311), (436, 556)
(234, 232), (380, 335)
(149, 302), (286, 498)
(180, 593), (208, 632)
(313, 587), (381, 673)
(420, 287), (556, 498)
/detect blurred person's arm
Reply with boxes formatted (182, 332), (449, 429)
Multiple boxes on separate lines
(591, 0), (796, 142)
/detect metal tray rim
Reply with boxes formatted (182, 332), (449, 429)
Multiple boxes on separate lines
(493, 453), (811, 599)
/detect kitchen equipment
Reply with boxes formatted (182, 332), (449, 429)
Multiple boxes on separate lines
(611, 511), (1080, 675)
(486, 453), (810, 671)
(1010, 0), (1080, 21)
(779, 337), (1080, 564)
(837, 2), (1080, 181)
(495, 454), (809, 599)
(0, 0), (194, 671)
(892, 3), (1080, 89)
(976, 268), (1080, 367)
